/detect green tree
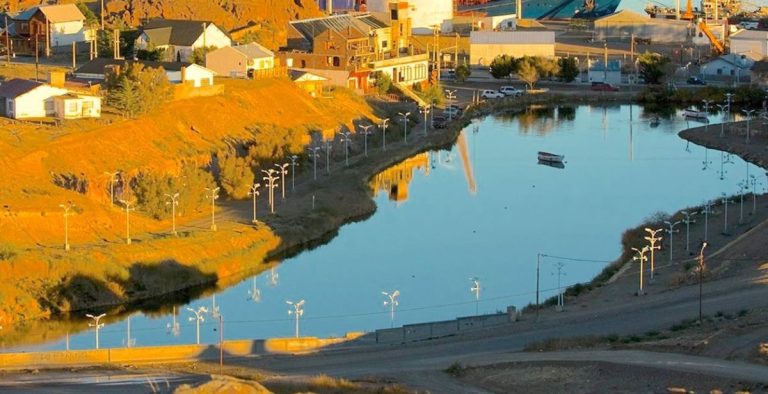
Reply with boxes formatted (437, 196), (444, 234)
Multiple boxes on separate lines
(557, 57), (580, 82)
(375, 72), (393, 95)
(638, 51), (670, 85)
(107, 76), (141, 117)
(517, 60), (540, 90)
(454, 64), (471, 83)
(97, 28), (138, 59)
(190, 46), (218, 65)
(76, 2), (98, 28)
(132, 173), (174, 219)
(106, 63), (173, 117)
(489, 55), (518, 79)
(218, 151), (255, 199)
(136, 47), (166, 61)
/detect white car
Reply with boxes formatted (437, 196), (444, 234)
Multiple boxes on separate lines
(499, 86), (524, 97)
(481, 90), (505, 99)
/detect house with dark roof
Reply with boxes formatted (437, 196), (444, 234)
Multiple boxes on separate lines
(0, 78), (100, 119)
(205, 42), (274, 78)
(8, 4), (88, 56)
(135, 19), (232, 62)
(279, 11), (428, 93)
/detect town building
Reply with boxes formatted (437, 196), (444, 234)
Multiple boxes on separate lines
(0, 78), (100, 119)
(289, 69), (328, 97)
(135, 19), (232, 63)
(587, 59), (622, 84)
(367, 0), (454, 34)
(729, 29), (768, 61)
(7, 4), (88, 56)
(205, 42), (275, 78)
(594, 10), (691, 44)
(700, 54), (754, 83)
(469, 31), (555, 66)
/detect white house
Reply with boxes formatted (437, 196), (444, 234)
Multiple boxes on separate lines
(74, 58), (215, 87)
(730, 29), (768, 61)
(167, 63), (216, 87)
(135, 19), (232, 63)
(205, 42), (275, 78)
(12, 4), (88, 48)
(0, 78), (100, 119)
(701, 54), (754, 82)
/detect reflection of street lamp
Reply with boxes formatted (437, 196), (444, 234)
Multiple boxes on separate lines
(359, 124), (374, 157)
(398, 112), (410, 144)
(307, 146), (320, 181)
(286, 300), (305, 338)
(119, 199), (135, 244)
(750, 175), (758, 215)
(663, 220), (681, 262)
(166, 306), (180, 337)
(382, 290), (400, 328)
(205, 187), (220, 231)
(379, 118), (390, 151)
(643, 228), (662, 280)
(681, 211), (697, 253)
(187, 306), (208, 345)
(469, 277), (481, 315)
(632, 246), (649, 295)
(247, 277), (261, 303)
(248, 183), (260, 224)
(742, 109), (755, 144)
(697, 242), (708, 323)
(164, 193), (179, 236)
(289, 155), (299, 192)
(722, 193), (735, 234)
(716, 103), (728, 138)
(86, 313), (106, 349)
(59, 201), (74, 251)
(339, 130), (352, 166)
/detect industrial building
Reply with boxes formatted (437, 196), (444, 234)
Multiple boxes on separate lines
(730, 29), (768, 61)
(469, 31), (555, 66)
(594, 10), (693, 43)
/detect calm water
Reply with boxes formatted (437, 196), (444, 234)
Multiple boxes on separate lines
(17, 105), (761, 351)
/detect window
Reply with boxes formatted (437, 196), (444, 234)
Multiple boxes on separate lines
(333, 56), (340, 67)
(300, 59), (306, 68)
(44, 100), (54, 114)
(67, 101), (78, 113)
(382, 40), (388, 49)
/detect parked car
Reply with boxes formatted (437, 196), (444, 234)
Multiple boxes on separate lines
(591, 82), (619, 92)
(499, 86), (524, 97)
(481, 90), (505, 99)
(686, 76), (706, 85)
(433, 116), (448, 129)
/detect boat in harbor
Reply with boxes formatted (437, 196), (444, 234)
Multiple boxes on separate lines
(538, 151), (565, 163)
(683, 108), (709, 121)
(538, 159), (566, 169)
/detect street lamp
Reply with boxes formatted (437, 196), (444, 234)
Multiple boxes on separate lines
(119, 199), (135, 244)
(398, 112), (410, 144)
(104, 171), (119, 207)
(701, 200), (717, 242)
(681, 211), (697, 253)
(420, 104), (431, 133)
(469, 277), (481, 315)
(359, 124), (374, 157)
(382, 290), (400, 328)
(743, 109), (756, 144)
(716, 103), (729, 138)
(445, 89), (457, 121)
(379, 118), (390, 151)
(663, 220), (681, 262)
(289, 155), (299, 192)
(643, 228), (662, 280)
(722, 193), (734, 234)
(339, 130), (352, 166)
(632, 246), (650, 295)
(553, 262), (566, 311)
(248, 183), (260, 224)
(59, 201), (74, 251)
(261, 169), (279, 214)
(323, 140), (333, 175)
(187, 306), (208, 345)
(719, 151), (734, 180)
(275, 163), (289, 200)
(164, 193), (179, 236)
(307, 146), (320, 181)
(205, 186), (220, 231)
(86, 313), (106, 349)
(698, 241), (708, 323)
(286, 299), (305, 338)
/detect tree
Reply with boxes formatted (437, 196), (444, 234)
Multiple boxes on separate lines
(489, 55), (518, 79)
(415, 82), (445, 106)
(76, 2), (98, 28)
(218, 151), (255, 199)
(455, 64), (471, 83)
(136, 47), (166, 61)
(190, 46), (218, 65)
(375, 72), (393, 95)
(132, 172), (174, 219)
(517, 60), (540, 90)
(557, 57), (580, 82)
(638, 51), (671, 85)
(106, 63), (173, 117)
(107, 76), (141, 118)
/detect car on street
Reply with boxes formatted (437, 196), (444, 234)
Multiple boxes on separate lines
(481, 90), (505, 99)
(444, 105), (463, 118)
(432, 116), (448, 129)
(591, 82), (619, 92)
(499, 86), (524, 97)
(686, 76), (707, 85)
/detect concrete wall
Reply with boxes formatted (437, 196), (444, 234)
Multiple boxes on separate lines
(731, 38), (767, 60)
(375, 310), (516, 344)
(470, 43), (555, 66)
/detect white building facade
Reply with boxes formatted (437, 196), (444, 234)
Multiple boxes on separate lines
(367, 0), (454, 33)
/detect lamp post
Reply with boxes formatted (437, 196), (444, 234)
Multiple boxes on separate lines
(379, 118), (390, 151)
(359, 124), (374, 157)
(339, 130), (352, 166)
(204, 187), (220, 231)
(286, 300), (305, 338)
(382, 290), (400, 328)
(681, 211), (697, 253)
(632, 246), (649, 295)
(261, 169), (279, 215)
(420, 104), (431, 133)
(164, 193), (179, 236)
(398, 112), (410, 144)
(469, 277), (481, 315)
(187, 306), (208, 345)
(701, 200), (716, 242)
(722, 193), (734, 234)
(104, 171), (119, 207)
(59, 201), (74, 251)
(248, 183), (260, 223)
(553, 262), (566, 311)
(119, 199), (135, 244)
(716, 103), (728, 138)
(289, 155), (299, 192)
(643, 228), (662, 280)
(698, 242), (708, 323)
(535, 253), (549, 321)
(743, 109), (756, 144)
(445, 89), (457, 121)
(307, 146), (320, 181)
(86, 313), (106, 349)
(275, 163), (289, 200)
(719, 151), (734, 180)
(323, 140), (333, 175)
(663, 220), (681, 262)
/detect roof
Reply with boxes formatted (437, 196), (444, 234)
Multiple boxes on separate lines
(232, 42), (274, 59)
(287, 13), (389, 50)
(74, 58), (193, 76)
(595, 9), (650, 23)
(730, 29), (768, 40)
(289, 69), (328, 82)
(37, 4), (85, 23)
(705, 53), (754, 69)
(0, 78), (44, 98)
(140, 19), (222, 47)
(469, 30), (555, 45)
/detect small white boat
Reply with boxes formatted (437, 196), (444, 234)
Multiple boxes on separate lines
(683, 108), (708, 119)
(538, 151), (564, 163)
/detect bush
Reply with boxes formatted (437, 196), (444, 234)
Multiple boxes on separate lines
(558, 57), (580, 82)
(246, 125), (309, 161)
(190, 46), (218, 65)
(131, 172), (175, 219)
(455, 64), (471, 82)
(130, 164), (215, 219)
(0, 244), (18, 260)
(218, 150), (255, 199)
(374, 72), (393, 95)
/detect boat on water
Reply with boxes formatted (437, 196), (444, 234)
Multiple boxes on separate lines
(538, 159), (566, 169)
(683, 108), (709, 120)
(457, 0), (622, 20)
(649, 117), (660, 127)
(538, 151), (565, 163)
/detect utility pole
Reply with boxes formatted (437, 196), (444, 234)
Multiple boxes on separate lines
(72, 41), (76, 70)
(4, 15), (10, 65)
(553, 262), (565, 311)
(100, 0), (105, 31)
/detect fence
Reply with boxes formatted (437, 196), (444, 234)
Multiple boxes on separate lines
(375, 307), (517, 344)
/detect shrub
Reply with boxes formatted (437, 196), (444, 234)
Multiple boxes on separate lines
(218, 151), (255, 199)
(131, 172), (174, 219)
(374, 72), (393, 95)
(455, 64), (471, 82)
(0, 244), (18, 260)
